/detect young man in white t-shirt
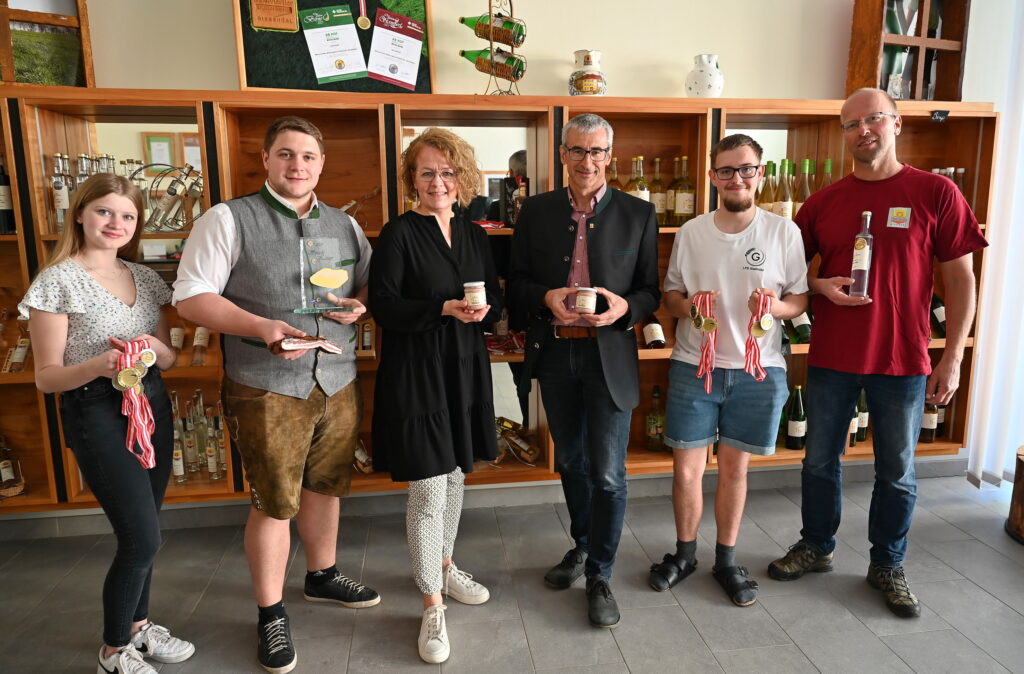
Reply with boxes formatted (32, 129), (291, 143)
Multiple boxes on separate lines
(648, 134), (808, 606)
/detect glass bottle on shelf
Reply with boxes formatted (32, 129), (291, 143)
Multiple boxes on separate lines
(954, 168), (966, 194)
(920, 403), (938, 443)
(0, 307), (9, 351)
(772, 159), (794, 219)
(936, 403), (947, 436)
(193, 389), (208, 459)
(0, 156), (15, 235)
(190, 326), (209, 366)
(671, 155), (695, 224)
(930, 294), (947, 338)
(650, 157), (667, 225)
(848, 413), (859, 448)
(8, 318), (30, 373)
(458, 48), (526, 81)
(785, 385), (806, 450)
(641, 314), (666, 348)
(794, 159), (813, 217)
(818, 158), (834, 192)
(172, 428), (187, 484)
(0, 435), (24, 493)
(645, 385), (665, 452)
(856, 389), (869, 442)
(626, 157), (649, 202)
(214, 415), (228, 472)
(205, 408), (222, 481)
(790, 311), (812, 344)
(146, 164), (192, 230)
(607, 157), (623, 190)
(850, 211), (874, 298)
(75, 154), (91, 189)
(757, 160), (776, 212)
(666, 157), (681, 223)
(183, 407), (200, 473)
(458, 13), (527, 48)
(50, 153), (69, 231)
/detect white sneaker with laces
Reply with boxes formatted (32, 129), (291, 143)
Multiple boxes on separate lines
(417, 604), (449, 664)
(130, 622), (196, 663)
(443, 562), (490, 605)
(96, 644), (157, 674)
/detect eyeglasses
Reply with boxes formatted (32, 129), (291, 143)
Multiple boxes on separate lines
(563, 145), (610, 162)
(416, 169), (458, 183)
(839, 112), (899, 133)
(712, 164), (760, 180)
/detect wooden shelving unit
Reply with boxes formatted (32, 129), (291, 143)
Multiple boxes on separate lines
(0, 86), (996, 513)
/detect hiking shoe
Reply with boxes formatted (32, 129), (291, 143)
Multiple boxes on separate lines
(304, 571), (381, 608)
(585, 577), (620, 628)
(768, 541), (834, 580)
(444, 562), (490, 605)
(130, 622), (195, 663)
(544, 547), (587, 589)
(867, 564), (921, 618)
(257, 614), (297, 673)
(96, 644), (156, 674)
(417, 604), (450, 664)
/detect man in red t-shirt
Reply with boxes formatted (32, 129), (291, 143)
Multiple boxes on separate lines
(767, 88), (987, 618)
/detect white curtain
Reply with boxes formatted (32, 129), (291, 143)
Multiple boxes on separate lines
(966, 2), (1024, 487)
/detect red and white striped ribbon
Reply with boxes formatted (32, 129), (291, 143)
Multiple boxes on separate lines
(694, 293), (717, 394)
(118, 339), (156, 469)
(744, 291), (772, 382)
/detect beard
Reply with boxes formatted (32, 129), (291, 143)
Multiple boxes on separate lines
(721, 192), (753, 212)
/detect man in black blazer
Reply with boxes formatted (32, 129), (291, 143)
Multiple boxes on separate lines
(509, 113), (660, 627)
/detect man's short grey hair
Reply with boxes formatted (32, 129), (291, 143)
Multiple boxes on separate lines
(562, 113), (614, 148)
(509, 149), (527, 177)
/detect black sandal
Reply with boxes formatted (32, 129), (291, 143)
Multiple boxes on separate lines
(712, 565), (759, 606)
(649, 554), (697, 592)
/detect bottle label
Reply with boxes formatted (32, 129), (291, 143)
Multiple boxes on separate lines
(922, 412), (938, 430)
(937, 406), (946, 423)
(788, 420), (807, 437)
(206, 446), (218, 472)
(170, 327), (185, 349)
(360, 321), (374, 350)
(933, 306), (946, 323)
(674, 192), (694, 215)
(0, 186), (12, 210)
(628, 188), (650, 202)
(848, 417), (859, 434)
(11, 338), (29, 363)
(646, 415), (663, 438)
(651, 192), (667, 214)
(665, 190), (675, 210)
(791, 313), (811, 328)
(172, 449), (185, 476)
(857, 412), (869, 428)
(852, 239), (871, 271)
(772, 201), (794, 219)
(192, 326), (210, 348)
(184, 436), (196, 460)
(53, 185), (70, 209)
(0, 459), (14, 482)
(643, 323), (665, 345)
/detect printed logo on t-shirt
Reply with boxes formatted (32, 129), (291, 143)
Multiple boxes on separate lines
(743, 247), (765, 271)
(887, 207), (911, 229)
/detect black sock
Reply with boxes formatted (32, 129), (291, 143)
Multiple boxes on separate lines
(306, 564), (338, 586)
(715, 542), (736, 569)
(675, 539), (697, 565)
(258, 601), (286, 623)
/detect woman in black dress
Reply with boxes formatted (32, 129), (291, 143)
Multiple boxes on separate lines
(369, 128), (501, 664)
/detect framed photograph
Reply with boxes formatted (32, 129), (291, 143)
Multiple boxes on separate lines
(177, 133), (203, 170)
(482, 171), (508, 200)
(141, 133), (176, 176)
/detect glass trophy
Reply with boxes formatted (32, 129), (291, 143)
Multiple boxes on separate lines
(294, 237), (356, 314)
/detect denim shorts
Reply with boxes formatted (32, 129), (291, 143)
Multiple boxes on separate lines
(664, 360), (788, 455)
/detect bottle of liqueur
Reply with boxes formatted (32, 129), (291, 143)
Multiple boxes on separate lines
(172, 428), (187, 484)
(7, 318), (30, 373)
(641, 314), (666, 348)
(757, 160), (777, 212)
(930, 294), (947, 338)
(850, 211), (874, 298)
(650, 157), (668, 225)
(627, 156), (650, 202)
(190, 326), (210, 367)
(146, 165), (193, 230)
(458, 13), (526, 48)
(785, 386), (807, 450)
(794, 158), (813, 217)
(459, 48), (527, 82)
(790, 311), (812, 344)
(183, 408), (200, 473)
(0, 156), (15, 234)
(0, 435), (24, 493)
(856, 389), (870, 442)
(607, 157), (623, 191)
(193, 389), (208, 459)
(671, 155), (696, 224)
(666, 157), (681, 223)
(214, 414), (228, 472)
(169, 321), (186, 355)
(50, 153), (69, 231)
(920, 403), (939, 443)
(205, 427), (222, 481)
(772, 159), (794, 219)
(818, 158), (834, 192)
(848, 412), (859, 448)
(646, 385), (665, 451)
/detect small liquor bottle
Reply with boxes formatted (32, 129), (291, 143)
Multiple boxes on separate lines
(183, 412), (200, 473)
(214, 415), (228, 472)
(849, 211), (874, 298)
(172, 430), (187, 484)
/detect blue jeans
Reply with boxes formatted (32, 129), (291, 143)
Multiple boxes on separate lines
(536, 338), (631, 580)
(60, 373), (173, 646)
(800, 366), (925, 566)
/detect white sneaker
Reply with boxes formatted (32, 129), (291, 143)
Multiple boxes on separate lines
(130, 622), (196, 663)
(96, 644), (157, 674)
(444, 562), (490, 605)
(417, 604), (450, 664)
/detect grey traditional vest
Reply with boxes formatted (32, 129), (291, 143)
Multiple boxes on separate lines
(222, 187), (360, 398)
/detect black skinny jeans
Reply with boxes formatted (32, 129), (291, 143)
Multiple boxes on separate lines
(60, 371), (173, 647)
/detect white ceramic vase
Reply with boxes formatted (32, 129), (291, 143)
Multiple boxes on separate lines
(569, 49), (607, 96)
(684, 54), (724, 98)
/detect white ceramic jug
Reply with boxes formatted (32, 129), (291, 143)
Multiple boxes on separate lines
(569, 49), (607, 96)
(684, 54), (724, 98)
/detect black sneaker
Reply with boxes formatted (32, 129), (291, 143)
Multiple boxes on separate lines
(544, 547), (587, 589)
(585, 577), (620, 628)
(304, 571), (381, 608)
(257, 614), (297, 674)
(867, 563), (921, 618)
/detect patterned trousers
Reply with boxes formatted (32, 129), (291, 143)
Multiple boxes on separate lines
(407, 467), (465, 594)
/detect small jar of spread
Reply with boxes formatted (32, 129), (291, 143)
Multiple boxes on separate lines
(575, 287), (597, 314)
(463, 281), (487, 309)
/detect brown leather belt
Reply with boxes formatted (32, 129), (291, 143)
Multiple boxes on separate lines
(553, 325), (598, 339)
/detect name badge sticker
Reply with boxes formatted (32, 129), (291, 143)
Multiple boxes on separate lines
(887, 207), (911, 229)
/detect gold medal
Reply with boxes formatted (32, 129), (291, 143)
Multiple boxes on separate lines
(751, 323), (767, 338)
(689, 304), (699, 319)
(701, 317), (718, 333)
(133, 361), (148, 378)
(138, 348), (157, 368)
(357, 15), (371, 29)
(115, 367), (141, 390)
(133, 383), (144, 396)
(692, 315), (704, 330)
(759, 314), (775, 331)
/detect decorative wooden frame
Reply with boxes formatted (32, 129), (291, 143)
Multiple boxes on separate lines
(141, 132), (175, 175)
(0, 0), (94, 87)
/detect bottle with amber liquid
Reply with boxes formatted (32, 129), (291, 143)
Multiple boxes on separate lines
(665, 157), (681, 223)
(626, 156), (650, 202)
(850, 211), (873, 298)
(645, 386), (665, 452)
(757, 160), (777, 213)
(818, 158), (834, 191)
(794, 159), (813, 217)
(670, 156), (696, 224)
(920, 403), (938, 443)
(641, 315), (666, 348)
(0, 435), (24, 493)
(650, 158), (668, 225)
(785, 386), (807, 450)
(607, 157), (623, 191)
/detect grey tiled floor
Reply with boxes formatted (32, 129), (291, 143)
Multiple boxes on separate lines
(2, 476), (1022, 673)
